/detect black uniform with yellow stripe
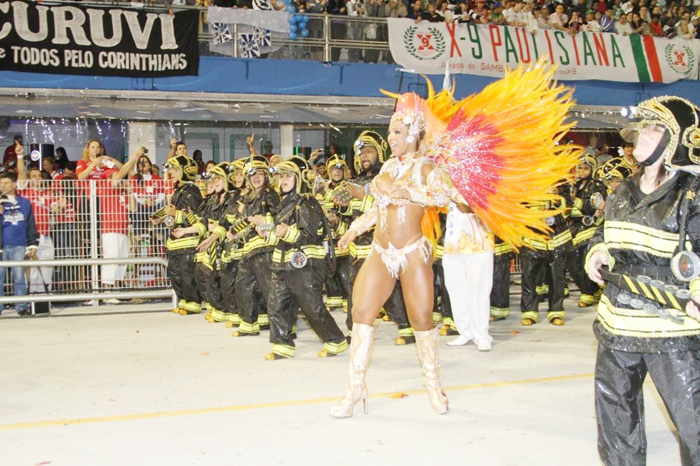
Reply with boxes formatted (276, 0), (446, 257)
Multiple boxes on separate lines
(568, 155), (607, 306)
(323, 156), (352, 312)
(520, 189), (572, 325)
(233, 157), (281, 336)
(490, 237), (514, 320)
(165, 155), (204, 314)
(266, 182), (348, 359)
(587, 96), (700, 466)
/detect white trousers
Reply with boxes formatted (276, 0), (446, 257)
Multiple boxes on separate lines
(101, 232), (129, 286)
(443, 251), (494, 344)
(29, 235), (54, 293)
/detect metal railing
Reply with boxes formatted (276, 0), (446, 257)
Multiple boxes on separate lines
(0, 257), (176, 308)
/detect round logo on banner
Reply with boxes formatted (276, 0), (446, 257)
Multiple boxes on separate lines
(665, 44), (696, 77)
(404, 26), (446, 61)
(30, 150), (41, 162)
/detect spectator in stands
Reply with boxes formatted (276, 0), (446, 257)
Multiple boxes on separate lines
(167, 138), (188, 160)
(192, 149), (206, 174)
(585, 10), (602, 31)
(601, 8), (616, 30)
(76, 139), (143, 298)
(387, 0), (408, 17)
(676, 10), (696, 37)
(549, 4), (569, 30)
(52, 161), (81, 292)
(42, 156), (59, 179)
(505, 1), (525, 26)
(408, 0), (426, 20)
(640, 5), (651, 22)
(130, 155), (166, 288)
(649, 14), (664, 34)
(3, 135), (22, 168)
(569, 10), (583, 32)
(571, 0), (587, 18)
(54, 147), (70, 171)
(612, 0), (625, 19)
(17, 156), (56, 295)
(615, 10), (634, 34)
(0, 171), (38, 316)
(436, 0), (454, 22)
(325, 0), (347, 61)
(204, 160), (216, 173)
(424, 1), (442, 21)
(345, 0), (365, 62)
(537, 7), (552, 28)
(630, 12), (651, 33)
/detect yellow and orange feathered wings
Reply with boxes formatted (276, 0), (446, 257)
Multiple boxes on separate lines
(387, 58), (582, 249)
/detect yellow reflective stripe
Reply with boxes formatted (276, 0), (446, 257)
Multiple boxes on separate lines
(272, 245), (327, 263)
(239, 321), (260, 333)
(691, 278), (700, 296)
(270, 344), (295, 358)
(282, 224), (300, 243)
(604, 221), (691, 258)
(258, 314), (270, 326)
(522, 311), (539, 323)
(180, 300), (202, 312)
(667, 292), (683, 311)
(214, 225), (227, 241)
(637, 281), (654, 300)
(167, 237), (200, 250)
(495, 243), (513, 255)
(573, 198), (583, 210)
(174, 211), (184, 224)
(349, 243), (372, 259)
(623, 275), (639, 295)
(490, 307), (510, 317)
(547, 311), (565, 320)
(651, 285), (667, 305)
(573, 227), (596, 246)
(597, 295), (700, 337)
(323, 340), (349, 354)
(579, 294), (596, 304)
(360, 194), (374, 213)
(398, 327), (415, 337)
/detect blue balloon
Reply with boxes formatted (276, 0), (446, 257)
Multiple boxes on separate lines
(289, 31), (297, 40)
(289, 23), (298, 33)
(294, 14), (303, 22)
(301, 14), (310, 23)
(287, 4), (296, 13)
(300, 28), (309, 38)
(282, 0), (291, 3)
(288, 15), (296, 24)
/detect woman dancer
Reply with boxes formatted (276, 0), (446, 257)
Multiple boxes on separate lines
(330, 59), (581, 417)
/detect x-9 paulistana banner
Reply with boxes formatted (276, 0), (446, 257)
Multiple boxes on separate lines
(0, 1), (199, 77)
(388, 18), (700, 83)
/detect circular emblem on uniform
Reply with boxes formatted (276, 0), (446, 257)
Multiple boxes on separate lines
(30, 150), (41, 162)
(665, 43), (696, 78)
(404, 25), (447, 61)
(290, 251), (308, 269)
(671, 250), (700, 282)
(544, 216), (555, 226)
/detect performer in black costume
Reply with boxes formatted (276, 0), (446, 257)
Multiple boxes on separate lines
(567, 154), (607, 307)
(231, 155), (280, 336)
(160, 155), (203, 315)
(586, 96), (700, 465)
(264, 157), (349, 360)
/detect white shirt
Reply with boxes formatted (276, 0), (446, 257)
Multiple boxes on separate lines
(585, 20), (601, 32)
(549, 12), (568, 28)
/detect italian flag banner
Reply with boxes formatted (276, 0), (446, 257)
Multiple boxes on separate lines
(388, 18), (700, 83)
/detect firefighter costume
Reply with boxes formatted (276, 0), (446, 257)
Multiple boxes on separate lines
(490, 237), (514, 320)
(231, 156), (281, 336)
(586, 96), (700, 465)
(567, 154), (607, 307)
(520, 184), (572, 326)
(265, 157), (348, 360)
(164, 155), (204, 315)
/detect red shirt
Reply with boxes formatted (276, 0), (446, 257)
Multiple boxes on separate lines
(76, 159), (128, 234)
(52, 177), (79, 224)
(18, 186), (53, 237)
(3, 145), (17, 167)
(130, 173), (166, 206)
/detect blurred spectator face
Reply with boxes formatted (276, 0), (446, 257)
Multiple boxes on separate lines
(596, 11), (602, 20)
(86, 140), (101, 159)
(555, 4), (564, 15)
(682, 12), (691, 21)
(175, 143), (187, 156)
(640, 6), (648, 16)
(205, 178), (217, 195)
(316, 164), (327, 178)
(620, 13), (628, 23)
(28, 169), (43, 188)
(63, 166), (76, 179)
(264, 141), (274, 154)
(330, 166), (344, 182)
(576, 163), (592, 180)
(623, 143), (634, 159)
(476, 0), (485, 8)
(427, 2), (436, 12)
(414, 0), (423, 10)
(514, 2), (523, 12)
(458, 2), (467, 12)
(586, 11), (594, 21)
(360, 146), (378, 171)
(632, 13), (640, 22)
(0, 175), (16, 195)
(652, 6), (661, 15)
(606, 9), (613, 18)
(138, 156), (152, 175)
(42, 157), (55, 173)
(523, 4), (533, 13)
(589, 135), (599, 147)
(205, 161), (216, 172)
(166, 165), (182, 182)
